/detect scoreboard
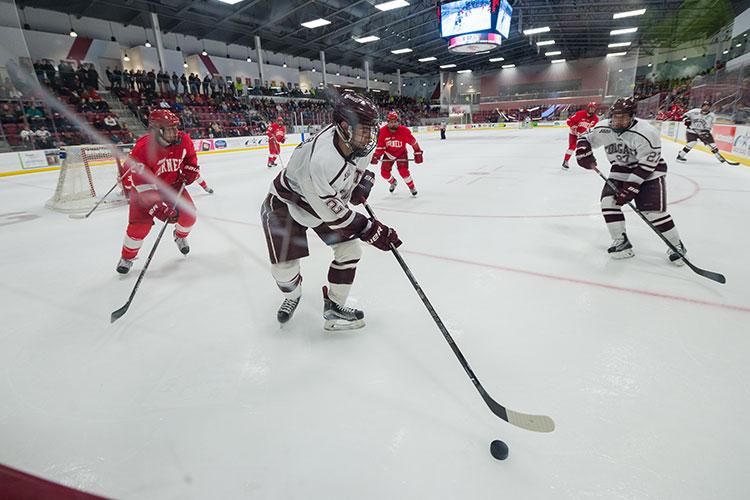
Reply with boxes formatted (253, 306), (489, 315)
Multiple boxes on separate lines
(438, 0), (512, 53)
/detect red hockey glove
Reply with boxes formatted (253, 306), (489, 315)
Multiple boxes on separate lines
(414, 150), (423, 164)
(149, 201), (178, 222)
(179, 164), (200, 186)
(360, 219), (402, 251)
(370, 154), (381, 165)
(615, 181), (640, 206)
(350, 170), (375, 206)
(575, 138), (596, 170)
(279, 136), (286, 144)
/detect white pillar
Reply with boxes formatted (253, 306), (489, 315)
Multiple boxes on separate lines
(364, 61), (370, 91)
(397, 68), (402, 96)
(255, 36), (265, 86)
(150, 13), (167, 72)
(320, 50), (327, 86)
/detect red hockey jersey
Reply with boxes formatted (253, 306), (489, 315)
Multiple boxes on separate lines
(373, 124), (421, 160)
(127, 131), (198, 196)
(567, 110), (599, 136)
(267, 122), (286, 144)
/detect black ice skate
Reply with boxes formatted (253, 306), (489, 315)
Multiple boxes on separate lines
(277, 296), (301, 324)
(389, 179), (397, 193)
(561, 160), (569, 170)
(116, 258), (133, 274)
(410, 187), (418, 197)
(667, 240), (687, 267)
(322, 286), (365, 331)
(608, 233), (634, 259)
(174, 229), (190, 255)
(676, 153), (687, 163)
(203, 185), (214, 194)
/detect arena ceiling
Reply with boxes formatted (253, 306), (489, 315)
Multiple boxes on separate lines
(16, 0), (750, 74)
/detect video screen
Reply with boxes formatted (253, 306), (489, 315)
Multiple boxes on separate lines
(496, 0), (512, 39)
(440, 0), (492, 38)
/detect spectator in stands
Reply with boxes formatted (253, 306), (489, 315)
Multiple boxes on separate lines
(86, 64), (99, 90)
(119, 123), (134, 143)
(103, 114), (119, 130)
(135, 70), (145, 92)
(202, 74), (211, 97)
(146, 69), (157, 93)
(0, 78), (22, 99)
(157, 70), (168, 94)
(171, 72), (179, 93)
(20, 126), (34, 149)
(124, 69), (133, 90)
(189, 74), (199, 95)
(35, 126), (52, 148)
(180, 73), (188, 94)
(209, 74), (217, 96)
(106, 67), (114, 88)
(207, 121), (222, 138)
(112, 67), (122, 89)
(43, 60), (57, 89)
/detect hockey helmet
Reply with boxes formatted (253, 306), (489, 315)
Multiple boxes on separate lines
(333, 93), (379, 158)
(701, 100), (711, 113)
(148, 109), (180, 146)
(609, 97), (636, 133)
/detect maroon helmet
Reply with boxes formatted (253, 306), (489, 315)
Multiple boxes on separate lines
(609, 97), (636, 133)
(333, 93), (379, 157)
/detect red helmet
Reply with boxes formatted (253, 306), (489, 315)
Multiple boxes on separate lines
(587, 101), (598, 111)
(387, 111), (399, 122)
(149, 109), (180, 128)
(276, 116), (284, 122)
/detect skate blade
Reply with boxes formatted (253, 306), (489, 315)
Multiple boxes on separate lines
(609, 249), (635, 260)
(323, 319), (365, 332)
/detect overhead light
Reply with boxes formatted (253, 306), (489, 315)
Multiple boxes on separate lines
(422, 82), (426, 86)
(606, 51), (627, 57)
(69, 29), (78, 38)
(372, 89), (381, 92)
(183, 61), (188, 68)
(723, 49), (729, 54)
(501, 64), (515, 69)
(334, 84), (341, 88)
(217, 0), (244, 4)
(344, 89), (354, 92)
(610, 27), (638, 35)
(301, 18), (331, 29)
(551, 59), (566, 64)
(681, 56), (687, 61)
(439, 63), (456, 68)
(457, 69), (472, 73)
(374, 78), (378, 82)
(737, 43), (742, 47)
(123, 53), (130, 62)
(618, 69), (623, 73)
(489, 57), (504, 62)
(418, 56), (437, 62)
(312, 68), (316, 72)
(354, 35), (380, 43)
(336, 72), (340, 76)
(536, 40), (555, 46)
(356, 75), (360, 79)
(647, 63), (653, 67)
(545, 51), (561, 56)
(391, 48), (412, 54)
(613, 8), (646, 19)
(283, 62), (287, 67)
(201, 49), (207, 56)
(608, 42), (631, 48)
(389, 80), (393, 84)
(145, 40), (152, 48)
(523, 26), (550, 35)
(375, 0), (409, 11)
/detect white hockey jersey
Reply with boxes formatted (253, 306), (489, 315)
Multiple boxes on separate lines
(683, 108), (715, 133)
(269, 124), (370, 237)
(585, 118), (667, 185)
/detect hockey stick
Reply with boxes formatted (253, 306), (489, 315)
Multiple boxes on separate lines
(111, 184), (186, 323)
(270, 136), (287, 168)
(591, 166), (726, 284)
(69, 170), (129, 219)
(363, 203), (555, 433)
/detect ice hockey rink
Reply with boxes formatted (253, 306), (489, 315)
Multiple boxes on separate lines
(1, 126), (749, 499)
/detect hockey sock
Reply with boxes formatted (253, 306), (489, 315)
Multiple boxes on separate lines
(272, 261), (302, 299)
(564, 152), (572, 162)
(602, 196), (626, 240)
(645, 212), (681, 246)
(403, 176), (415, 190)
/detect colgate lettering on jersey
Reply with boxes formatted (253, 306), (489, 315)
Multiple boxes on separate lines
(605, 143), (636, 156)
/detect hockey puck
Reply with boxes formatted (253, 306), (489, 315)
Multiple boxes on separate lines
(490, 439), (509, 460)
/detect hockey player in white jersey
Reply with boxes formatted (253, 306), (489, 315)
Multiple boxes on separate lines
(576, 97), (687, 264)
(677, 100), (738, 165)
(260, 93), (402, 331)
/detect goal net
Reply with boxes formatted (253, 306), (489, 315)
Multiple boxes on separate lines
(45, 144), (129, 214)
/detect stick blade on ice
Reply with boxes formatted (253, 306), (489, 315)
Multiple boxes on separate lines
(110, 304), (129, 323)
(480, 388), (555, 432)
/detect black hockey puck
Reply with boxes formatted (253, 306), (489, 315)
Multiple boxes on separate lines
(490, 439), (509, 460)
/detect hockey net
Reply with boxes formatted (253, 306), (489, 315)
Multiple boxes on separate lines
(45, 144), (129, 214)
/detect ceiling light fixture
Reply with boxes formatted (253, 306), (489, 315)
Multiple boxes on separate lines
(301, 18), (331, 29)
(545, 51), (561, 56)
(606, 51), (627, 57)
(613, 9), (646, 19)
(418, 56), (437, 62)
(523, 26), (550, 35)
(608, 42), (631, 48)
(354, 35), (380, 43)
(551, 59), (566, 64)
(457, 69), (472, 73)
(610, 27), (638, 35)
(501, 64), (515, 69)
(536, 40), (555, 46)
(374, 0), (409, 11)
(391, 48), (412, 54)
(439, 63), (456, 68)
(489, 57), (504, 62)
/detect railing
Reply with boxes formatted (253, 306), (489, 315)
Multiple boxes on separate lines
(480, 88), (604, 104)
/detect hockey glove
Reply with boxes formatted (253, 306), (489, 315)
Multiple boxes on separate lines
(179, 164), (200, 186)
(414, 150), (424, 164)
(350, 170), (375, 205)
(615, 181), (640, 206)
(360, 219), (402, 251)
(684, 118), (692, 129)
(370, 154), (382, 165)
(575, 138), (596, 170)
(149, 201), (178, 222)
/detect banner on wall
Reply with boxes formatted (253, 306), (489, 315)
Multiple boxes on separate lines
(18, 150), (50, 169)
(713, 125), (736, 152)
(731, 125), (750, 156)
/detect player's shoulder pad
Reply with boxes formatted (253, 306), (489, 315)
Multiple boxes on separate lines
(686, 108), (701, 116)
(626, 119), (661, 149)
(591, 119), (613, 133)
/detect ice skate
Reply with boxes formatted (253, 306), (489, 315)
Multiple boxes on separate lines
(277, 296), (300, 324)
(410, 187), (418, 197)
(608, 233), (634, 259)
(389, 179), (397, 193)
(202, 184), (214, 194)
(116, 257), (133, 274)
(174, 229), (190, 255)
(667, 241), (687, 267)
(676, 153), (687, 163)
(322, 286), (364, 331)
(562, 160), (569, 170)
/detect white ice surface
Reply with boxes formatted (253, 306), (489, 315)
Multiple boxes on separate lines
(1, 127), (749, 499)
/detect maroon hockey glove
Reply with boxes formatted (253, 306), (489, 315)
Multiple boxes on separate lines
(414, 150), (423, 164)
(350, 170), (375, 205)
(615, 181), (640, 206)
(575, 138), (596, 170)
(179, 164), (200, 186)
(360, 219), (402, 251)
(149, 201), (178, 222)
(684, 118), (692, 129)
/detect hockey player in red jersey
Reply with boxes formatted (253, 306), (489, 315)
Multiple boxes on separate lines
(562, 102), (598, 170)
(371, 111), (423, 196)
(116, 109), (201, 274)
(267, 116), (286, 168)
